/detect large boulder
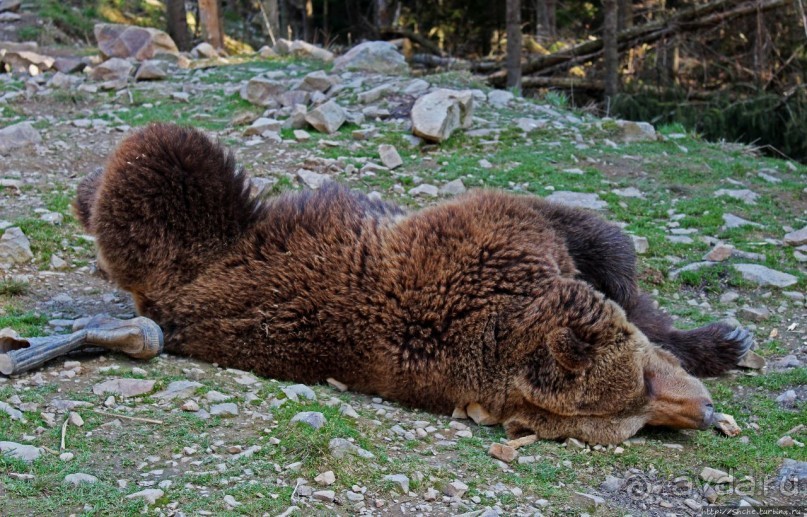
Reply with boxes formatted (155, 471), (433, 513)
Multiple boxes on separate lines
(0, 122), (41, 154)
(89, 57), (133, 83)
(333, 41), (408, 75)
(240, 77), (285, 107)
(94, 23), (179, 60)
(0, 44), (55, 74)
(411, 89), (473, 143)
(0, 227), (34, 264)
(305, 100), (346, 134)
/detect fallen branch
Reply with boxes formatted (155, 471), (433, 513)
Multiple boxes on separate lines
(521, 76), (605, 90)
(60, 417), (68, 450)
(488, 0), (793, 85)
(380, 27), (444, 56)
(93, 410), (163, 424)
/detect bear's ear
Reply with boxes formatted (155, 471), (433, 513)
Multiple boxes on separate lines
(546, 327), (594, 372)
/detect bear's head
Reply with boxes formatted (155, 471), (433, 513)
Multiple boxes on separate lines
(505, 302), (714, 444)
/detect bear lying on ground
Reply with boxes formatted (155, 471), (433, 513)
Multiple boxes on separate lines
(75, 123), (754, 444)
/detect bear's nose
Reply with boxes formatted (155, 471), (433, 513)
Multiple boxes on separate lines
(700, 402), (715, 429)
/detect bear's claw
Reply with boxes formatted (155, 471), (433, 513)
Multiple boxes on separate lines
(726, 327), (755, 358)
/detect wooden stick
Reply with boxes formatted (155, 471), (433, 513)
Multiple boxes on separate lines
(93, 409), (163, 424)
(60, 417), (68, 450)
(506, 434), (538, 449)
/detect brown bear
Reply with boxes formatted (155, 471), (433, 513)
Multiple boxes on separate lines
(74, 123), (753, 444)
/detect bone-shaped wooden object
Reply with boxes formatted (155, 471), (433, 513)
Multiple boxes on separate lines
(0, 316), (163, 376)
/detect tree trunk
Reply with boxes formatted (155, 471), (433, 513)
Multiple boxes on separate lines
(166, 0), (190, 51)
(506, 0), (522, 92)
(603, 0), (619, 100)
(199, 0), (223, 49)
(261, 0), (280, 45)
(376, 0), (393, 29)
(534, 0), (556, 40)
(618, 0), (633, 32)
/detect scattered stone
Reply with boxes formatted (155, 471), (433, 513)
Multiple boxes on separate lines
(411, 89), (473, 143)
(95, 23), (178, 60)
(443, 480), (468, 498)
(685, 499), (702, 511)
(329, 438), (374, 459)
(515, 118), (546, 132)
(545, 191), (607, 210)
(616, 120), (656, 142)
(383, 474), (410, 493)
(572, 492), (605, 509)
(210, 403), (239, 417)
(776, 390), (797, 405)
(488, 443), (518, 463)
(601, 475), (623, 492)
(92, 378), (156, 398)
(191, 42), (219, 59)
(722, 213), (761, 229)
(293, 129), (311, 142)
(223, 494), (241, 507)
(777, 459), (807, 491)
(0, 0), (21, 13)
(487, 89), (514, 107)
(738, 350), (766, 369)
(758, 170), (781, 183)
(240, 78), (284, 106)
(64, 473), (98, 486)
(50, 255), (69, 271)
(715, 189), (759, 204)
(630, 235), (649, 254)
(282, 384), (317, 401)
(0, 122), (41, 154)
(778, 436), (796, 447)
(205, 390), (231, 402)
(784, 226), (807, 246)
(89, 58), (132, 83)
(315, 470), (336, 486)
(409, 184), (439, 197)
(333, 41), (408, 74)
(712, 413), (741, 437)
(378, 144), (403, 169)
(565, 437), (586, 449)
(126, 488), (164, 505)
(296, 169), (329, 189)
(291, 411), (326, 429)
(181, 400), (199, 412)
(300, 70), (335, 92)
(59, 452), (73, 461)
(358, 83), (394, 104)
(305, 100), (346, 134)
(134, 60), (168, 81)
(243, 117), (282, 136)
(440, 178), (467, 196)
(700, 467), (733, 484)
(0, 401), (22, 420)
(732, 264), (798, 287)
(313, 489), (335, 502)
(0, 441), (41, 462)
(705, 244), (734, 262)
(154, 380), (202, 400)
(68, 411), (84, 427)
(612, 187), (644, 198)
(738, 306), (771, 322)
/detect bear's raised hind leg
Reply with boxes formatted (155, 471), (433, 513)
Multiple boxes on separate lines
(625, 294), (754, 377)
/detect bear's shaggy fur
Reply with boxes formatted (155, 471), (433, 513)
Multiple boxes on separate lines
(75, 124), (754, 444)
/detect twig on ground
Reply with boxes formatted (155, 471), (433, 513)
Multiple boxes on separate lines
(60, 417), (68, 450)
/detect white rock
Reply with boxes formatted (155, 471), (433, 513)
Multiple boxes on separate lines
(616, 120), (656, 142)
(154, 380), (202, 400)
(411, 89), (474, 143)
(378, 144), (403, 169)
(733, 264), (798, 287)
(333, 41), (408, 74)
(291, 411), (327, 429)
(409, 184), (439, 197)
(305, 100), (346, 134)
(545, 191), (607, 210)
(0, 441), (42, 462)
(296, 169), (329, 189)
(64, 473), (98, 485)
(383, 474), (410, 493)
(440, 178), (467, 196)
(243, 117), (282, 136)
(0, 122), (41, 154)
(443, 480), (468, 498)
(315, 470), (336, 485)
(715, 188), (759, 204)
(92, 378), (156, 397)
(210, 403), (239, 417)
(240, 78), (285, 106)
(784, 226), (807, 246)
